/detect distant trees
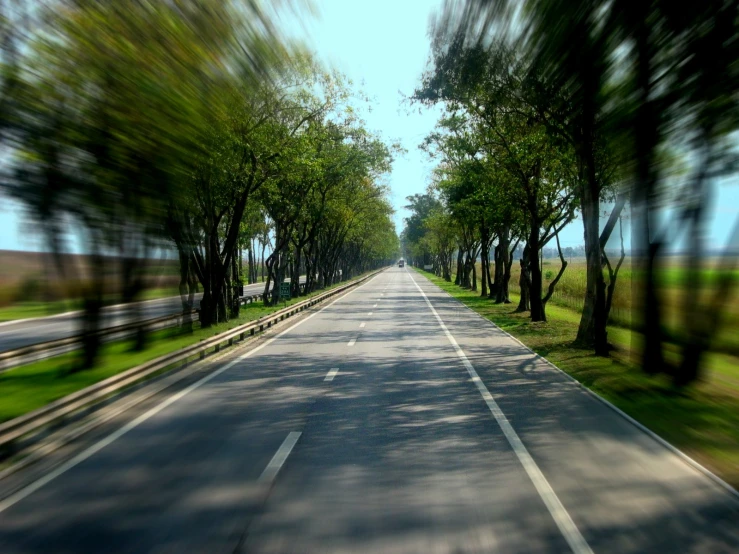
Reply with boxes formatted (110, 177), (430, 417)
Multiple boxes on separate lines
(413, 40), (578, 322)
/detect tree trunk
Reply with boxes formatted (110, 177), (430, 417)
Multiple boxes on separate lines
(516, 245), (530, 313)
(500, 240), (515, 304)
(528, 227), (545, 322)
(480, 226), (489, 297)
(494, 228), (510, 303)
(576, 169), (609, 354)
(291, 244), (301, 297)
(230, 245), (240, 318)
(79, 249), (105, 370)
(454, 249), (463, 285)
(633, 13), (664, 374)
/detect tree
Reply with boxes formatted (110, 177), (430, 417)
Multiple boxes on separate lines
(415, 39), (578, 321)
(4, 0), (276, 365)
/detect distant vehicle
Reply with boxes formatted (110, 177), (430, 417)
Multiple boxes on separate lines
(398, 259), (405, 267)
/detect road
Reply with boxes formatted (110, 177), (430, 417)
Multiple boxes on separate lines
(0, 266), (736, 553)
(0, 279), (304, 353)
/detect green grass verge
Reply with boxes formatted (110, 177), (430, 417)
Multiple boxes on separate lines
(417, 268), (739, 490)
(0, 287), (181, 323)
(0, 277), (367, 424)
(0, 300), (81, 322)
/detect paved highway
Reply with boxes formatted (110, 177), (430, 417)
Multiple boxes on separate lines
(0, 279), (303, 353)
(0, 267), (736, 553)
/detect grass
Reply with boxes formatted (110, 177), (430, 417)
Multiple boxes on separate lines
(495, 259), (739, 356)
(0, 300), (81, 322)
(0, 286), (180, 322)
(0, 277), (365, 424)
(418, 268), (739, 490)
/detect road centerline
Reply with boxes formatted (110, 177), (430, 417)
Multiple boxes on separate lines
(0, 272), (386, 515)
(324, 368), (340, 382)
(258, 432), (302, 484)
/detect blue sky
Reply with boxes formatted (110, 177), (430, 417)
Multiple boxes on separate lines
(0, 0), (737, 253)
(290, 0), (739, 252)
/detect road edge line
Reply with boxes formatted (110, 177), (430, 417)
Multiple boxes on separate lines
(412, 268), (739, 505)
(408, 271), (592, 554)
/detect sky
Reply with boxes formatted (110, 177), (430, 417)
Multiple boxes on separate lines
(285, 0), (448, 240)
(0, 0), (737, 253)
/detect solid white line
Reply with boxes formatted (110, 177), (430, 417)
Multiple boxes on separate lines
(347, 338), (356, 347)
(0, 271), (386, 515)
(359, 322), (366, 328)
(408, 273), (592, 554)
(258, 432), (301, 484)
(440, 276), (739, 504)
(324, 368), (340, 382)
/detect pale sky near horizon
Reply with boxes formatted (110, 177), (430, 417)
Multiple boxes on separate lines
(0, 0), (737, 253)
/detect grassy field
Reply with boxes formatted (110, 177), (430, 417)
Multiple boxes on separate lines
(0, 276), (365, 424)
(492, 258), (739, 357)
(418, 268), (739, 489)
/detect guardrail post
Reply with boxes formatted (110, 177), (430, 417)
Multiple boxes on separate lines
(240, 332), (244, 341)
(215, 344), (220, 353)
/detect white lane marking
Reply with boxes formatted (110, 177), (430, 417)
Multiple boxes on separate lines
(373, 303), (378, 308)
(0, 271), (387, 515)
(368, 312), (373, 316)
(359, 322), (366, 328)
(324, 367), (340, 382)
(258, 432), (301, 484)
(408, 273), (592, 554)
(347, 338), (357, 347)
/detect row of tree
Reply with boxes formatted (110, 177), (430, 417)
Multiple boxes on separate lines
(403, 0), (739, 385)
(0, 1), (399, 369)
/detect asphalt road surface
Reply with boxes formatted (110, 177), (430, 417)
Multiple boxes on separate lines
(0, 267), (736, 553)
(0, 279), (304, 353)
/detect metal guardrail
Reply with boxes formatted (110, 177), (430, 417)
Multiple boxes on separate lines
(0, 271), (379, 456)
(0, 292), (269, 372)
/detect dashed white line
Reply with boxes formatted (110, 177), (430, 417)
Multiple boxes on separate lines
(324, 368), (340, 382)
(0, 271), (386, 515)
(368, 312), (373, 316)
(373, 303), (377, 308)
(347, 338), (357, 346)
(258, 432), (301, 484)
(359, 322), (366, 328)
(408, 272), (593, 554)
